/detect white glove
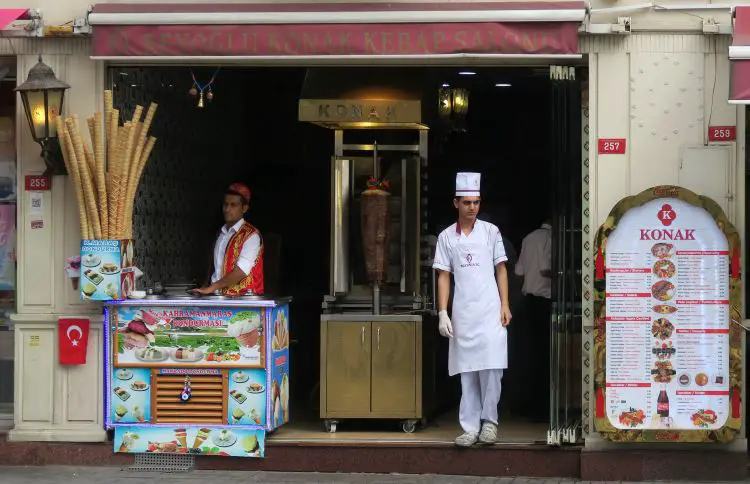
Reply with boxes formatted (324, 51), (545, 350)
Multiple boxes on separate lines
(438, 310), (453, 338)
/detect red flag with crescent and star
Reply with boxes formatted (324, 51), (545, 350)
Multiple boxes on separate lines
(58, 318), (90, 365)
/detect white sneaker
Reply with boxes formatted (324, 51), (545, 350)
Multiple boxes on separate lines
(478, 422), (497, 445)
(454, 431), (478, 447)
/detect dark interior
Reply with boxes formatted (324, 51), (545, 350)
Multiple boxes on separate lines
(112, 66), (557, 427)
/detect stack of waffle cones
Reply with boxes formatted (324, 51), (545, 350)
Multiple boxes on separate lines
(58, 90), (158, 240)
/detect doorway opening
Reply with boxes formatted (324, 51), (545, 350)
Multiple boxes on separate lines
(109, 64), (584, 444)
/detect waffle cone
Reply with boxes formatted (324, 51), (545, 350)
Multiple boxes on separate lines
(126, 136), (156, 238)
(67, 116), (102, 239)
(104, 90), (113, 146)
(61, 123), (90, 239)
(92, 112), (108, 238)
(57, 117), (88, 239)
(107, 109), (120, 238)
(117, 122), (137, 238)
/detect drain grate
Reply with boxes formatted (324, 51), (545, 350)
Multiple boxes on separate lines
(130, 453), (195, 473)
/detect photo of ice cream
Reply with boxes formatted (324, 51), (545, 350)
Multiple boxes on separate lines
(66, 256), (81, 290)
(110, 367), (151, 424)
(192, 428), (211, 449)
(115, 427), (265, 458)
(115, 404), (127, 421)
(174, 428), (187, 449)
(242, 434), (261, 457)
(227, 368), (266, 426)
(118, 431), (139, 452)
(281, 373), (289, 423)
(232, 407), (245, 424)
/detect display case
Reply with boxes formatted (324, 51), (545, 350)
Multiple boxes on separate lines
(104, 296), (290, 458)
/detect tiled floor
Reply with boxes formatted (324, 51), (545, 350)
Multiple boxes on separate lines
(268, 410), (549, 445)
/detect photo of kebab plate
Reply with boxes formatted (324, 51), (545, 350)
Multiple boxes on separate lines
(652, 360), (676, 383)
(651, 280), (676, 302)
(653, 304), (677, 315)
(618, 408), (646, 428)
(653, 259), (676, 279)
(652, 341), (676, 360)
(651, 243), (674, 259)
(651, 318), (674, 340)
(691, 409), (718, 428)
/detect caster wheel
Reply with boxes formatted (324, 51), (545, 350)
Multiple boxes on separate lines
(324, 420), (338, 433)
(402, 420), (417, 433)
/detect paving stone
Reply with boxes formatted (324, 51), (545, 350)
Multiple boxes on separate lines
(1, 466), (747, 483)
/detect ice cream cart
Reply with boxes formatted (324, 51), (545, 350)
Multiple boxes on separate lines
(104, 296), (290, 458)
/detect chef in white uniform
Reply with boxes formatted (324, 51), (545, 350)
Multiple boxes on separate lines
(433, 172), (512, 447)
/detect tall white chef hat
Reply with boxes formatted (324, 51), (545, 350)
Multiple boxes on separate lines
(455, 172), (481, 197)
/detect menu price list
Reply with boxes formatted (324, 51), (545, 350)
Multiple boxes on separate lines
(603, 200), (730, 431)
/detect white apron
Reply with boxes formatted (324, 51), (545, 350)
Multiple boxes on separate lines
(449, 236), (508, 376)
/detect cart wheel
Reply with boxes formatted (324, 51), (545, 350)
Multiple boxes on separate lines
(324, 420), (338, 433)
(402, 420), (417, 433)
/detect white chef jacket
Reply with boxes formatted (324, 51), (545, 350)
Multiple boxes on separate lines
(515, 223), (552, 299)
(434, 220), (509, 375)
(433, 220), (508, 273)
(211, 219), (261, 284)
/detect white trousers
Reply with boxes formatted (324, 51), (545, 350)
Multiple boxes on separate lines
(459, 369), (504, 434)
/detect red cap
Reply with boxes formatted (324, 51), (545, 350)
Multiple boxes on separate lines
(228, 183), (251, 203)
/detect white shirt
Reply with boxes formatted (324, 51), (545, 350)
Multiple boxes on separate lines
(433, 219), (508, 273)
(515, 223), (552, 299)
(211, 219), (261, 284)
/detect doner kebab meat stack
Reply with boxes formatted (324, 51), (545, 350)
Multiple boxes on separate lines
(58, 90), (158, 240)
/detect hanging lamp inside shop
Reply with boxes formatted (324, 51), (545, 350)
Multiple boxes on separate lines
(438, 86), (469, 119)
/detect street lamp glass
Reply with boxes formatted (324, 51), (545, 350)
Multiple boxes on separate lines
(15, 58), (69, 143)
(20, 89), (64, 141)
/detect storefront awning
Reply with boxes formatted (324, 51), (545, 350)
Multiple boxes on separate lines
(88, 2), (586, 61)
(0, 9), (29, 30)
(730, 6), (750, 103)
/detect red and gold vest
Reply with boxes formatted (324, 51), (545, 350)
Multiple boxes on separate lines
(222, 222), (264, 296)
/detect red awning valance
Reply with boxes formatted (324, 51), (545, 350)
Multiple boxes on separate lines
(730, 6), (750, 103)
(89, 2), (585, 60)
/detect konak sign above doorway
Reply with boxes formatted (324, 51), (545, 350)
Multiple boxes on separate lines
(88, 2), (586, 61)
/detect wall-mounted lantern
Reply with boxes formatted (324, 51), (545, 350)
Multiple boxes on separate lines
(15, 56), (70, 176)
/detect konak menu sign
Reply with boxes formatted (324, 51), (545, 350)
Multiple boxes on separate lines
(593, 186), (742, 443)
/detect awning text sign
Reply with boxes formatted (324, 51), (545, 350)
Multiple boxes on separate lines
(92, 22), (579, 57)
(298, 99), (421, 124)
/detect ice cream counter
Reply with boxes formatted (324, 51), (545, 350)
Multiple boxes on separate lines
(104, 296), (291, 458)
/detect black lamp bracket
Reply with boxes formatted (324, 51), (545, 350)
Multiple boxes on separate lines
(38, 137), (67, 177)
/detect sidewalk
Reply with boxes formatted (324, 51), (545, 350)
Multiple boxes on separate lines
(0, 467), (559, 483)
(0, 467), (744, 484)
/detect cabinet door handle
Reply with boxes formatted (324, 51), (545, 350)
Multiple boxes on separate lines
(361, 326), (365, 346)
(377, 327), (381, 350)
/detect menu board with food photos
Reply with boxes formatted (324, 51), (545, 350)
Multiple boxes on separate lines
(106, 300), (292, 458)
(603, 197), (730, 432)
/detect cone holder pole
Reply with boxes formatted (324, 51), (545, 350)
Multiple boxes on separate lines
(372, 141), (380, 316)
(373, 282), (381, 316)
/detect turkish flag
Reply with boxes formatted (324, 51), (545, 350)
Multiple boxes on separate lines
(59, 318), (90, 365)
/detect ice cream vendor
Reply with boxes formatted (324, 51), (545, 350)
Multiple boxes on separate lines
(192, 183), (265, 296)
(432, 172), (512, 448)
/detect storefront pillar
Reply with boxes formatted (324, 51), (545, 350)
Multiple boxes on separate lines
(8, 44), (108, 442)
